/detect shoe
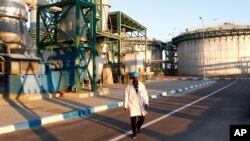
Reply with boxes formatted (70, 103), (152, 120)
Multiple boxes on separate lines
(132, 134), (136, 139)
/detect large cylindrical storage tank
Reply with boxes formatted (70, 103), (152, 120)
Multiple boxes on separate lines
(0, 0), (30, 54)
(0, 0), (36, 55)
(173, 23), (250, 77)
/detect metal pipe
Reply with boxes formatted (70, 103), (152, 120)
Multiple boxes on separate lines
(0, 41), (10, 54)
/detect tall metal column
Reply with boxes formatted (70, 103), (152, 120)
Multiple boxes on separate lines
(117, 11), (122, 83)
(91, 4), (97, 91)
(144, 29), (148, 72)
(75, 0), (81, 93)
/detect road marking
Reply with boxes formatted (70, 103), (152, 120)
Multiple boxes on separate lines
(109, 81), (237, 141)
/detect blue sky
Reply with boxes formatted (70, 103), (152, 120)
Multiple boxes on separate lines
(110, 0), (250, 41)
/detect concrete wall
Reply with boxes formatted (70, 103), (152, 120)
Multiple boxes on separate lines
(177, 35), (250, 76)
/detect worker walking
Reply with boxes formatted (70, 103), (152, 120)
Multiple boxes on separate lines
(123, 71), (149, 139)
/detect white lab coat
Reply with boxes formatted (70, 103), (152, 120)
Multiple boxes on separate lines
(124, 81), (149, 117)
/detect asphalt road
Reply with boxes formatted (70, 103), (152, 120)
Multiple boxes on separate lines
(1, 80), (250, 141)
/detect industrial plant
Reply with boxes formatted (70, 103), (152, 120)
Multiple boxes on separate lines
(0, 0), (249, 99)
(0, 0), (176, 99)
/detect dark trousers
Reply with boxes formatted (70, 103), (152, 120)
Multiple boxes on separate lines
(130, 116), (145, 136)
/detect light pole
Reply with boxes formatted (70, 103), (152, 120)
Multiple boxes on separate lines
(168, 34), (172, 41)
(213, 18), (218, 26)
(199, 17), (205, 78)
(168, 28), (176, 41)
(172, 28), (176, 38)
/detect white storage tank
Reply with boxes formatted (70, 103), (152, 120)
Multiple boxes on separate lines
(173, 23), (250, 77)
(125, 53), (144, 73)
(95, 0), (111, 32)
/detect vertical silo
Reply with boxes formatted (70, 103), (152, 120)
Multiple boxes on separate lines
(95, 0), (111, 32)
(0, 0), (35, 54)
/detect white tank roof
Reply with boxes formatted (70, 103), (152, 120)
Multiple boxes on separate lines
(198, 23), (250, 32)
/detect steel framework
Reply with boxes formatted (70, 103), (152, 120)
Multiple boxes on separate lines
(163, 42), (178, 75)
(107, 11), (147, 82)
(36, 0), (96, 92)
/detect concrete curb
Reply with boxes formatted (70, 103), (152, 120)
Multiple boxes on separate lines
(0, 80), (216, 135)
(177, 77), (250, 81)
